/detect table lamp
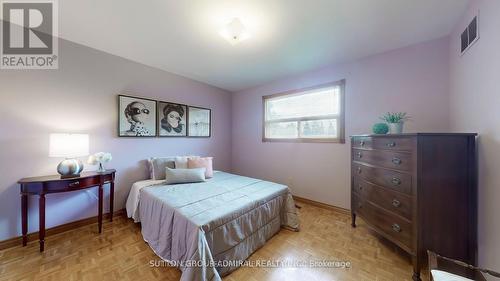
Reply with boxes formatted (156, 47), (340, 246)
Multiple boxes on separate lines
(49, 133), (89, 178)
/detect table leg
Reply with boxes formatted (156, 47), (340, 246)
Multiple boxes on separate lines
(412, 255), (422, 281)
(39, 194), (45, 252)
(98, 184), (103, 233)
(21, 194), (28, 246)
(109, 181), (114, 222)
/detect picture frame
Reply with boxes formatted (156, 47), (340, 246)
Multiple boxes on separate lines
(188, 106), (211, 137)
(118, 95), (157, 137)
(157, 101), (188, 137)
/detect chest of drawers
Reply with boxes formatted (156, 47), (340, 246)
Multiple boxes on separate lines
(350, 134), (477, 281)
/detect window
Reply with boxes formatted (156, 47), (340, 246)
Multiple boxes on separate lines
(263, 80), (345, 143)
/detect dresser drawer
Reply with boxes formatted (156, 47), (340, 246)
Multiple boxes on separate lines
(360, 201), (413, 250)
(351, 136), (372, 149)
(353, 177), (412, 220)
(352, 163), (412, 195)
(44, 177), (101, 192)
(372, 137), (414, 151)
(352, 148), (413, 172)
(352, 193), (362, 212)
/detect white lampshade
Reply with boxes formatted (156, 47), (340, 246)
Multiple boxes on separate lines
(49, 133), (89, 158)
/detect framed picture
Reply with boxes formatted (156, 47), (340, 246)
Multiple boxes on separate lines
(118, 95), (157, 137)
(188, 106), (211, 137)
(158, 101), (188, 137)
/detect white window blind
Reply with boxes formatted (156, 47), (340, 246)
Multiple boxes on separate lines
(263, 80), (345, 143)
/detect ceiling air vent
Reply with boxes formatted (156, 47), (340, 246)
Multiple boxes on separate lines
(461, 14), (479, 55)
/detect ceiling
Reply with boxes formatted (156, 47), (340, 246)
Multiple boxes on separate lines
(57, 0), (469, 92)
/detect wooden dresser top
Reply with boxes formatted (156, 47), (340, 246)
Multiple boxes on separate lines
(351, 133), (477, 137)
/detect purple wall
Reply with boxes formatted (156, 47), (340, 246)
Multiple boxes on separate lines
(0, 39), (232, 241)
(449, 0), (500, 272)
(231, 37), (451, 209)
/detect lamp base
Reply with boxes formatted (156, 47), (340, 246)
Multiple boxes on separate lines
(57, 159), (84, 179)
(60, 173), (81, 179)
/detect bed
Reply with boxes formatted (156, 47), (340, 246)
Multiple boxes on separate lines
(126, 171), (300, 281)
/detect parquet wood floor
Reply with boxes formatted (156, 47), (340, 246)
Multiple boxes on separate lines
(0, 202), (427, 281)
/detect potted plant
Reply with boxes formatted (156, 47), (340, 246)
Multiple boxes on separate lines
(380, 112), (411, 134)
(372, 123), (389, 134)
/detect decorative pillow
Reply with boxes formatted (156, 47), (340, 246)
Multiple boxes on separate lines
(164, 167), (206, 185)
(188, 157), (213, 178)
(148, 157), (176, 180)
(174, 156), (200, 169)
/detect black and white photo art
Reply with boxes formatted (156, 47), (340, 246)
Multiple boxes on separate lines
(188, 106), (211, 137)
(158, 101), (188, 137)
(118, 95), (157, 137)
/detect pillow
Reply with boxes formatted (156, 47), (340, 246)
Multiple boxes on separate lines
(148, 157), (176, 180)
(188, 157), (213, 178)
(164, 167), (206, 185)
(430, 270), (474, 281)
(174, 156), (200, 169)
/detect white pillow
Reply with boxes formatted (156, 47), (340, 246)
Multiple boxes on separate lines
(174, 156), (200, 169)
(431, 270), (474, 281)
(164, 167), (206, 185)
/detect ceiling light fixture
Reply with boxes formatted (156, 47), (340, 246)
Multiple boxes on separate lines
(219, 18), (250, 45)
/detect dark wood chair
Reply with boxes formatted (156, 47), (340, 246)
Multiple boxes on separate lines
(428, 250), (500, 281)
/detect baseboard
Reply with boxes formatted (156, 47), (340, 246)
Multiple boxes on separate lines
(293, 195), (350, 215)
(0, 209), (125, 251)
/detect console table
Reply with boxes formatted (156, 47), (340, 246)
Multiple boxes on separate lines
(18, 169), (116, 252)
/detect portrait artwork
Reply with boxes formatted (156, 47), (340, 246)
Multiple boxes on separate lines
(118, 95), (157, 137)
(158, 101), (187, 137)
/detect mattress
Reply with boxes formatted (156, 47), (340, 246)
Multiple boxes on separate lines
(126, 171), (300, 281)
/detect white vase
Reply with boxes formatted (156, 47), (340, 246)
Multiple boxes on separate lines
(97, 162), (106, 173)
(388, 122), (404, 134)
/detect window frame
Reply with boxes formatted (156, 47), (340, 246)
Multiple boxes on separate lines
(262, 79), (346, 143)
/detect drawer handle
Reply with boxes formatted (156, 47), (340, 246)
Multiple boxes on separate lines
(358, 184), (363, 191)
(392, 199), (401, 207)
(392, 157), (402, 165)
(69, 181), (80, 187)
(386, 142), (396, 147)
(356, 152), (362, 158)
(391, 177), (401, 185)
(360, 140), (365, 146)
(357, 167), (362, 174)
(392, 223), (402, 233)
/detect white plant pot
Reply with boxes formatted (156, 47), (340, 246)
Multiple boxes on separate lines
(388, 122), (404, 134)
